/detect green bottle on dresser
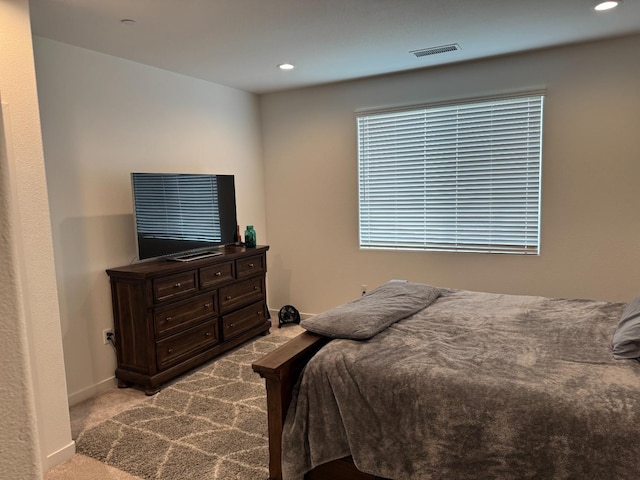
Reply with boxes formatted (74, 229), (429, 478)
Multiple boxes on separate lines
(244, 225), (256, 247)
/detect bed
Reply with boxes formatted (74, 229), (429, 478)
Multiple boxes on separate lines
(252, 282), (640, 480)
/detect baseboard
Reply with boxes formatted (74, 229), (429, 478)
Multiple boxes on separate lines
(46, 440), (76, 470)
(67, 376), (118, 407)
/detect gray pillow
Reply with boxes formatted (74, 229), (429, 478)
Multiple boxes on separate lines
(612, 294), (640, 359)
(301, 281), (441, 340)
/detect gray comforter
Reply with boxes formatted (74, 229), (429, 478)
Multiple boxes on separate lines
(282, 289), (640, 480)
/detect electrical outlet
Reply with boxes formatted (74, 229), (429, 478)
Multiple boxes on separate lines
(361, 284), (368, 296)
(103, 329), (114, 345)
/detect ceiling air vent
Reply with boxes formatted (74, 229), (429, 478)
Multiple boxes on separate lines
(410, 43), (461, 58)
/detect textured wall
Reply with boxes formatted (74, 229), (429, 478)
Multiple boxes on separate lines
(0, 102), (41, 480)
(0, 0), (73, 475)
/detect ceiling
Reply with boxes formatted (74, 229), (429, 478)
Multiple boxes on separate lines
(28, 0), (640, 94)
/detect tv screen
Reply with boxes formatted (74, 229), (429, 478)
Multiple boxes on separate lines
(131, 173), (238, 261)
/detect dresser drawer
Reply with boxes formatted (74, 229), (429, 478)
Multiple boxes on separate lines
(236, 254), (265, 279)
(199, 261), (234, 289)
(156, 320), (218, 370)
(219, 276), (264, 313)
(222, 301), (267, 340)
(153, 271), (198, 303)
(154, 293), (217, 339)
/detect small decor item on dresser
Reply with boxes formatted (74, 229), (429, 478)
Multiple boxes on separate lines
(244, 225), (256, 247)
(278, 305), (301, 328)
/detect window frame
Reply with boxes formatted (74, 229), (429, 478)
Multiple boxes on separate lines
(356, 92), (544, 255)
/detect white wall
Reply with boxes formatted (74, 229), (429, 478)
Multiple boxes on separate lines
(0, 0), (73, 475)
(261, 34), (640, 315)
(33, 37), (266, 404)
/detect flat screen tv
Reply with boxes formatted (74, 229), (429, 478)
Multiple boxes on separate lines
(131, 173), (238, 261)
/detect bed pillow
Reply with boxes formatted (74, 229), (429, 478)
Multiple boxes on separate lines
(612, 293), (640, 359)
(301, 281), (441, 340)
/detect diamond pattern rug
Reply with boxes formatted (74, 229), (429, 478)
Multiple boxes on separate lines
(76, 328), (299, 479)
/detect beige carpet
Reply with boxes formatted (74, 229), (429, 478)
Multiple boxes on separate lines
(73, 326), (301, 480)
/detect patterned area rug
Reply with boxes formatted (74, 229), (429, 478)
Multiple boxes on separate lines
(76, 328), (298, 479)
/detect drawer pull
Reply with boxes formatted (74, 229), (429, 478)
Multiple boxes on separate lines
(253, 286), (259, 291)
(165, 316), (173, 322)
(205, 332), (212, 337)
(225, 295), (232, 300)
(168, 348), (174, 354)
(229, 323), (235, 328)
(248, 263), (254, 268)
(174, 282), (182, 288)
(204, 303), (211, 308)
(257, 311), (262, 316)
(215, 271), (221, 276)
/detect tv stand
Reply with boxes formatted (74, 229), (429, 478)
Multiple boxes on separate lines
(107, 245), (270, 394)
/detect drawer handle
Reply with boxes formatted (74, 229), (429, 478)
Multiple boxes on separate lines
(165, 316), (173, 322)
(215, 271), (221, 276)
(256, 311), (262, 316)
(229, 323), (235, 328)
(253, 286), (259, 291)
(205, 332), (212, 337)
(248, 263), (254, 268)
(204, 303), (211, 309)
(168, 348), (174, 354)
(225, 295), (232, 300)
(174, 282), (182, 288)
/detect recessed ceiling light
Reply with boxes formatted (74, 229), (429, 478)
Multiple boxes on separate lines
(594, 1), (622, 11)
(277, 63), (295, 71)
(120, 18), (137, 25)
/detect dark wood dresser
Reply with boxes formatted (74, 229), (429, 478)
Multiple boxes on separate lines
(106, 245), (270, 394)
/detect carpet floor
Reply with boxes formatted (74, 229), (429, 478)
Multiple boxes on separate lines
(73, 326), (301, 480)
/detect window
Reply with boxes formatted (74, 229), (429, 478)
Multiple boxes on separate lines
(356, 93), (544, 255)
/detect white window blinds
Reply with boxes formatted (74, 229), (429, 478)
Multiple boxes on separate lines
(357, 94), (544, 254)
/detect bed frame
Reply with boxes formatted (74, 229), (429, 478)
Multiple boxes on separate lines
(252, 331), (389, 480)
